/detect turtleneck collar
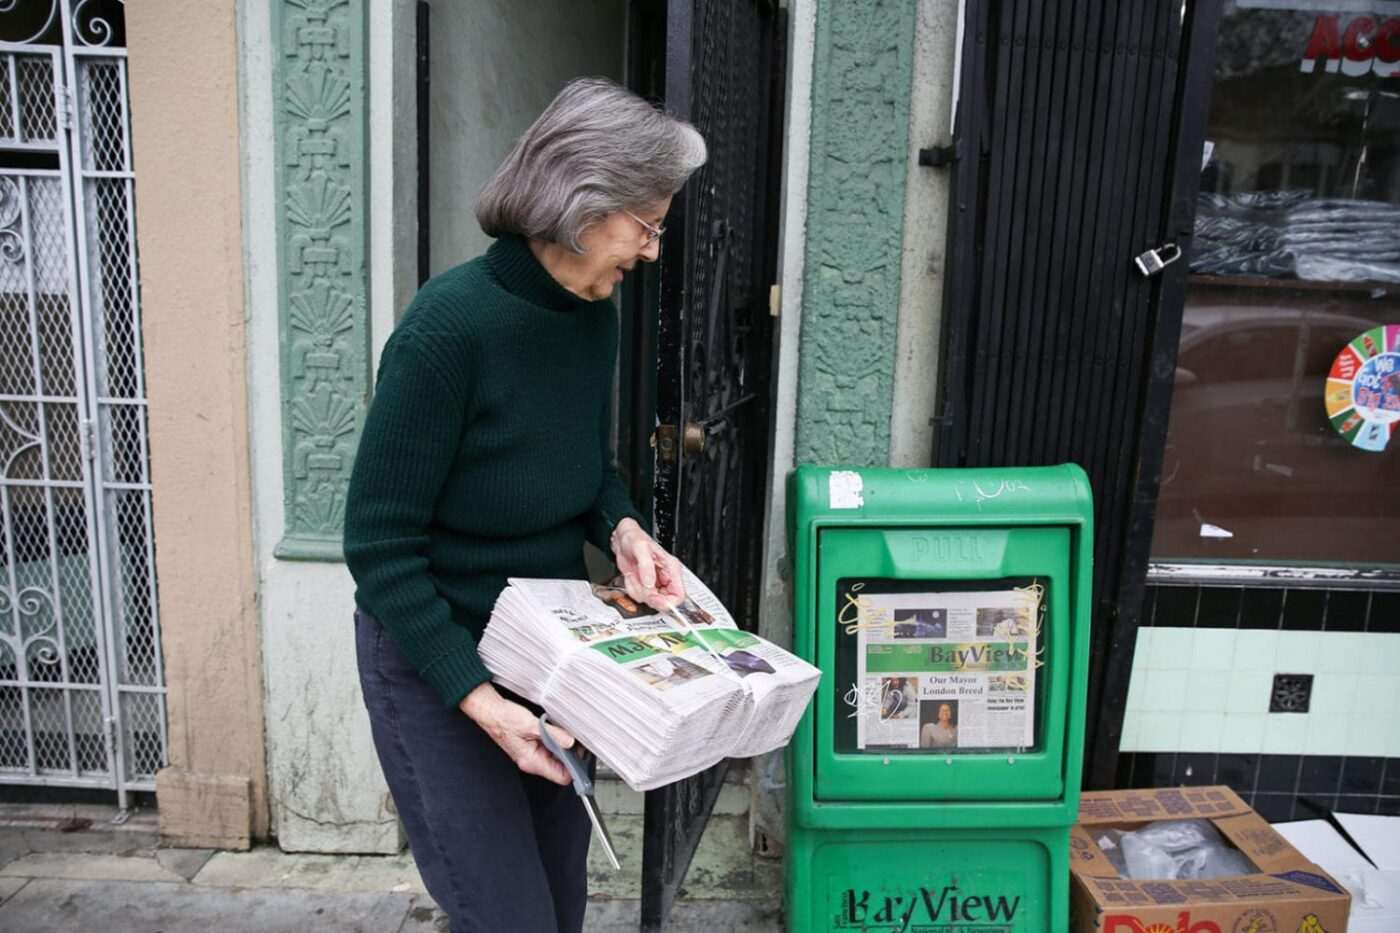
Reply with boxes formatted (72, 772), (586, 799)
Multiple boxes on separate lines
(484, 234), (596, 312)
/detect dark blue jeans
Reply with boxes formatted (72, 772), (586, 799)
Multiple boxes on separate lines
(355, 610), (591, 933)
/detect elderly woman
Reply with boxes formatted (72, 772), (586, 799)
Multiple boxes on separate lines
(344, 78), (704, 933)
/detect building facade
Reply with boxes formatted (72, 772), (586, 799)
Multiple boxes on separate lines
(0, 0), (1395, 921)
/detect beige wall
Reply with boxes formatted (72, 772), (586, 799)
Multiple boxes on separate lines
(127, 0), (267, 847)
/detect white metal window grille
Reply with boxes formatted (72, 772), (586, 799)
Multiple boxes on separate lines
(0, 0), (164, 812)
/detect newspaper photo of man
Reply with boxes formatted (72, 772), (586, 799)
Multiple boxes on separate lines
(918, 700), (959, 749)
(977, 607), (1029, 641)
(880, 677), (916, 720)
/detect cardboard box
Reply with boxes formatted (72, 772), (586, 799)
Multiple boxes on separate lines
(1071, 786), (1351, 933)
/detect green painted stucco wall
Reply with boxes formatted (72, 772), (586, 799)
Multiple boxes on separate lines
(271, 0), (370, 560)
(794, 0), (918, 467)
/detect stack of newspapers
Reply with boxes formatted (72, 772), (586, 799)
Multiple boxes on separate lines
(479, 568), (820, 791)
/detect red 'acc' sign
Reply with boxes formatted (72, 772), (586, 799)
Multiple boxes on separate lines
(1300, 14), (1400, 76)
(1104, 913), (1222, 933)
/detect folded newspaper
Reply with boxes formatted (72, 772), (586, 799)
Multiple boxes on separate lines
(478, 569), (820, 791)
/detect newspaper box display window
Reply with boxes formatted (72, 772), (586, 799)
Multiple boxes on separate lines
(813, 524), (1073, 803)
(837, 578), (1045, 756)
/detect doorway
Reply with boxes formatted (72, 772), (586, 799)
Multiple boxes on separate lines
(622, 1), (786, 928)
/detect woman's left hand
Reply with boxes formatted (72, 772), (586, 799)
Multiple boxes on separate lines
(611, 518), (686, 610)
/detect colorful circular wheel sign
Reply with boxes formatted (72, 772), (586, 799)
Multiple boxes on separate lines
(1325, 325), (1400, 452)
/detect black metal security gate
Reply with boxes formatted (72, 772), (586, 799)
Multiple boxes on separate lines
(933, 0), (1222, 789)
(621, 0), (784, 928)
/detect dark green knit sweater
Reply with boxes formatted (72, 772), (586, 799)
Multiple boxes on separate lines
(343, 234), (645, 707)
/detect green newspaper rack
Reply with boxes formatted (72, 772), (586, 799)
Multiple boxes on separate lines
(785, 465), (1093, 932)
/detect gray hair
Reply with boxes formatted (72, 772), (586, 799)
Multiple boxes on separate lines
(476, 77), (707, 252)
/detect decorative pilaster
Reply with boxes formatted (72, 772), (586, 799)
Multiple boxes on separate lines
(794, 0), (917, 466)
(271, 0), (368, 560)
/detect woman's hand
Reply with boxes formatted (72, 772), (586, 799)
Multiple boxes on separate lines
(459, 683), (574, 785)
(611, 517), (686, 610)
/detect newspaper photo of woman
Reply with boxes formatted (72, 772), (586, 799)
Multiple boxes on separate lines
(919, 700), (959, 749)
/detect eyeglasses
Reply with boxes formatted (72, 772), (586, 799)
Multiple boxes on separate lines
(623, 209), (666, 244)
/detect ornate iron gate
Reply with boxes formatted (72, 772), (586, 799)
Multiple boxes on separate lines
(0, 0), (164, 810)
(629, 0), (785, 928)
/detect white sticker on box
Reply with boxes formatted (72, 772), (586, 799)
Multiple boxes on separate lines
(829, 471), (864, 509)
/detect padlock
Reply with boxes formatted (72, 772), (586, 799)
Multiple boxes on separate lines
(1133, 242), (1182, 277)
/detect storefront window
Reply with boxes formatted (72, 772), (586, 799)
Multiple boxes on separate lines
(1150, 1), (1400, 566)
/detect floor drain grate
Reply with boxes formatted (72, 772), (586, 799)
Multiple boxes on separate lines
(1269, 673), (1313, 713)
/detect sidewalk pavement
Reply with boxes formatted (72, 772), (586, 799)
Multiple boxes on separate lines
(0, 803), (782, 933)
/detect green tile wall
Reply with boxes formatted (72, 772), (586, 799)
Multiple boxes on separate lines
(1121, 627), (1400, 757)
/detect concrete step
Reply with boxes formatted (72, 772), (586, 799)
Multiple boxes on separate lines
(586, 812), (781, 903)
(0, 780), (783, 931)
(0, 876), (781, 933)
(0, 878), (433, 933)
(0, 836), (782, 933)
(587, 766), (779, 906)
(3, 830), (778, 907)
(0, 803), (167, 870)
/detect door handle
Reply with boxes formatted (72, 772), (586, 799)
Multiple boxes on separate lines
(680, 421), (706, 456)
(653, 394), (757, 463)
(652, 421), (706, 463)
